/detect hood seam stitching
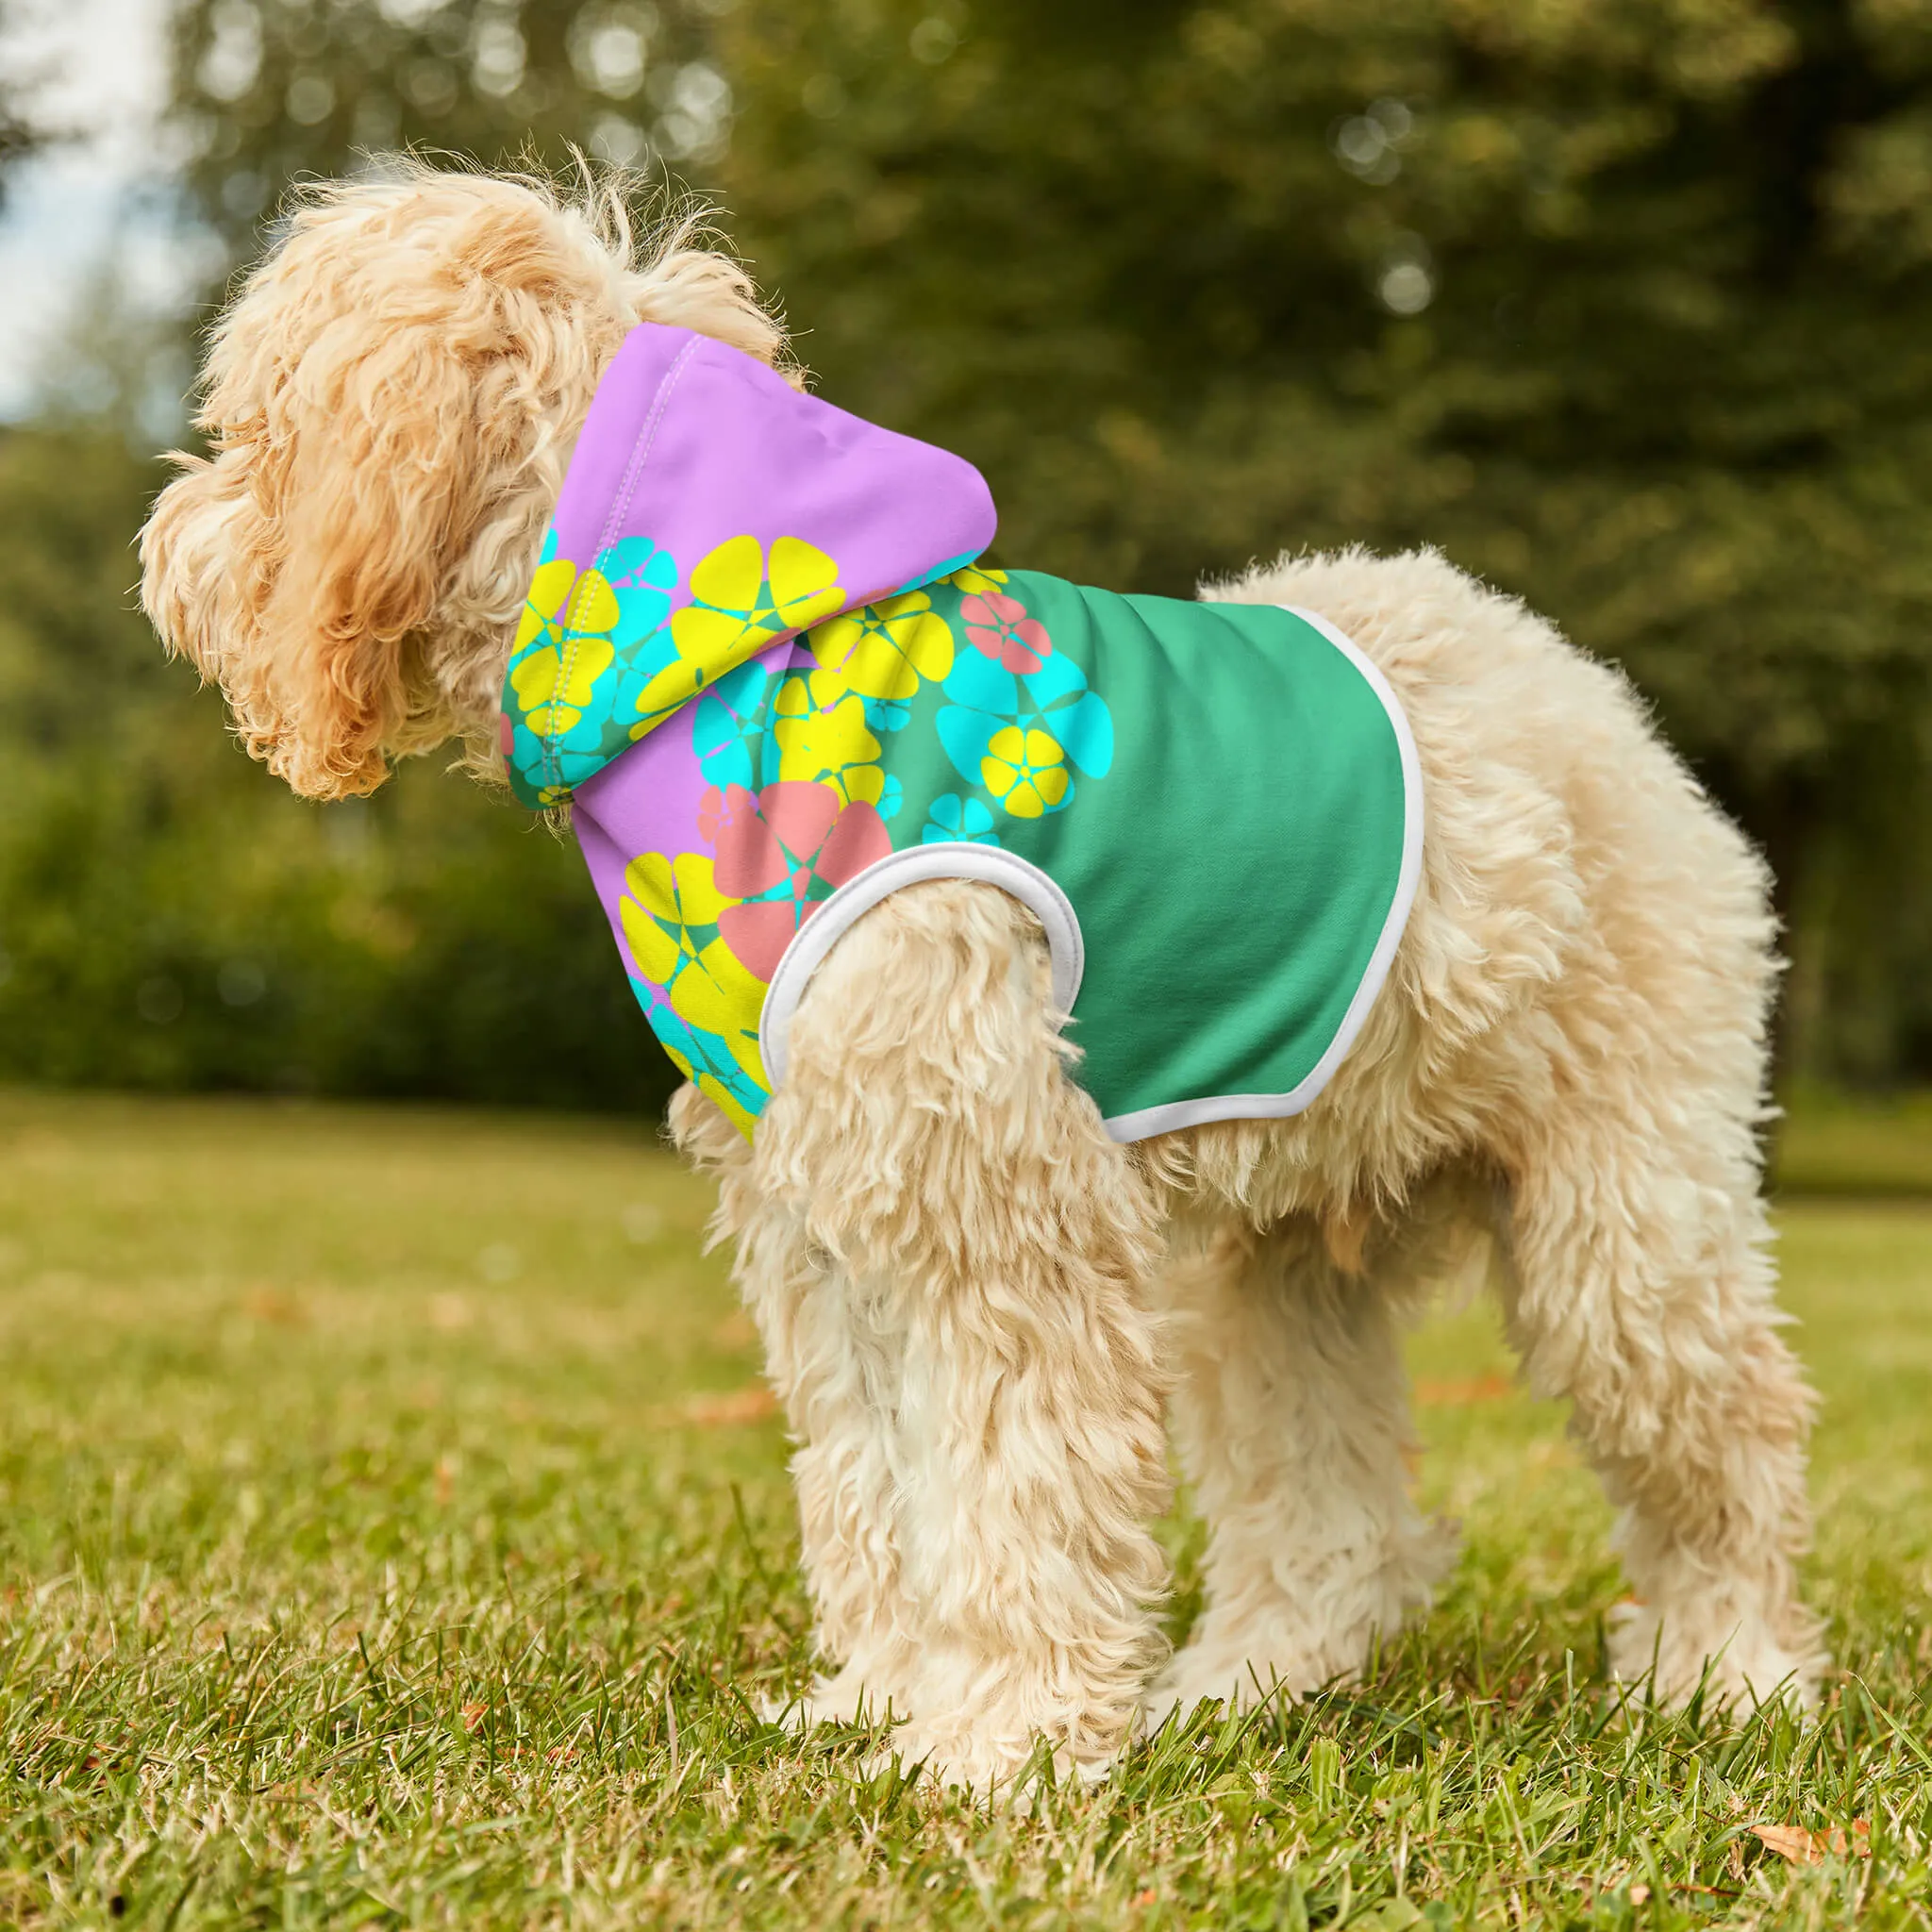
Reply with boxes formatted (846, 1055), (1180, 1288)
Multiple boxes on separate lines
(539, 331), (702, 798)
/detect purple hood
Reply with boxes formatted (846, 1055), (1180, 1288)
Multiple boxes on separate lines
(498, 325), (997, 808)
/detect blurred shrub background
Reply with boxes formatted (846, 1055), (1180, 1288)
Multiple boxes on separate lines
(2, 0), (1930, 1111)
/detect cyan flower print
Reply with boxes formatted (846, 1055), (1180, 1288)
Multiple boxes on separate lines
(591, 534), (692, 737)
(691, 658), (771, 791)
(935, 644), (1114, 815)
(596, 535), (679, 645)
(641, 996), (768, 1139)
(892, 549), (985, 596)
(701, 781), (892, 979)
(920, 794), (1000, 846)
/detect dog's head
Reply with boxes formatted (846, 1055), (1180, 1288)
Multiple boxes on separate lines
(141, 161), (787, 800)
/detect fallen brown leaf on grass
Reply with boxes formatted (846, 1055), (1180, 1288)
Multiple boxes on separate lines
(1753, 1821), (1871, 1864)
(241, 1286), (307, 1326)
(660, 1386), (780, 1428)
(428, 1292), (473, 1332)
(1413, 1374), (1514, 1406)
(460, 1703), (488, 1733)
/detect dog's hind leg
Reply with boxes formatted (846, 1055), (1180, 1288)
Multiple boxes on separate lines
(1499, 1105), (1823, 1710)
(1146, 1213), (1456, 1726)
(751, 879), (1174, 1793)
(1468, 759), (1822, 1709)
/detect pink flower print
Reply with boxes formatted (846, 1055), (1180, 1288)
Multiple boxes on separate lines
(704, 781), (892, 978)
(959, 590), (1053, 674)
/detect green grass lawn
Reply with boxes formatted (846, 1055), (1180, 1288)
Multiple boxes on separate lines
(4, 1090), (1932, 1929)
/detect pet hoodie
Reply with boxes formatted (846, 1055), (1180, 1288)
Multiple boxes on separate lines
(500, 324), (1422, 1141)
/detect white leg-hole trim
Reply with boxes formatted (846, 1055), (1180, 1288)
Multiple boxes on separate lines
(758, 842), (1086, 1092)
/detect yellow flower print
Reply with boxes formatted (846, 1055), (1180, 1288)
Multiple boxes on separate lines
(629, 658), (707, 740)
(619, 851), (766, 1036)
(515, 557), (618, 653)
(708, 1085), (759, 1139)
(808, 591), (954, 701)
(669, 535), (844, 673)
(516, 559), (575, 653)
(772, 668), (886, 808)
(943, 563), (1009, 599)
(982, 725), (1070, 819)
(508, 558), (622, 733)
(509, 636), (616, 736)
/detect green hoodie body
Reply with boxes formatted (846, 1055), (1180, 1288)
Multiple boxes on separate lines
(501, 325), (1422, 1141)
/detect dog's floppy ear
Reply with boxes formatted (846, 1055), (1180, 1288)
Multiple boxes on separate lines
(144, 358), (439, 800)
(141, 436), (282, 760)
(232, 271), (514, 798)
(142, 174), (625, 799)
(145, 203), (529, 799)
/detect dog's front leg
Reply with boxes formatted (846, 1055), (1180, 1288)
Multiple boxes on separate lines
(672, 1080), (922, 1725)
(755, 881), (1174, 1795)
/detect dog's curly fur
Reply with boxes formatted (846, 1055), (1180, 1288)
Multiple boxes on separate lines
(142, 161), (1824, 1793)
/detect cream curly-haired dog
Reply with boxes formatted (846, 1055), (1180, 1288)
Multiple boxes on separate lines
(141, 162), (1822, 1792)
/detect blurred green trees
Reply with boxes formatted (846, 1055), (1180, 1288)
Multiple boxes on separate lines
(718, 0), (1932, 1080)
(0, 425), (670, 1107)
(4, 0), (1931, 1102)
(0, 0), (43, 202)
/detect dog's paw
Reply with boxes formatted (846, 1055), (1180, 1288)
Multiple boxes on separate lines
(762, 1664), (899, 1733)
(1143, 1660), (1310, 1734)
(1146, 1627), (1369, 1730)
(1607, 1599), (1824, 1713)
(1149, 1519), (1460, 1733)
(864, 1724), (1117, 1804)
